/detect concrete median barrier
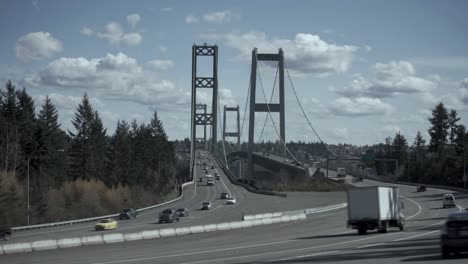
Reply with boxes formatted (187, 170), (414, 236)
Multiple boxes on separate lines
(252, 219), (264, 226)
(281, 215), (291, 223)
(142, 230), (160, 239)
(57, 238), (82, 248)
(103, 233), (124, 244)
(203, 224), (218, 232)
(175, 227), (190, 236)
(261, 218), (273, 225)
(159, 228), (176, 237)
(241, 220), (253, 228)
(189, 225), (205, 234)
(31, 240), (58, 251)
(229, 221), (242, 229)
(124, 232), (143, 241)
(81, 235), (104, 246)
(216, 222), (231, 231)
(2, 242), (33, 254)
(298, 213), (307, 220)
(271, 217), (282, 224)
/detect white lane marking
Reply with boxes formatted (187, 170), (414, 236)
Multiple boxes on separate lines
(275, 251), (339, 262)
(218, 174), (232, 198)
(91, 240), (294, 264)
(393, 230), (439, 242)
(413, 220), (445, 231)
(210, 204), (223, 211)
(357, 243), (385, 249)
(331, 231), (354, 236)
(401, 195), (422, 220)
(457, 205), (465, 211)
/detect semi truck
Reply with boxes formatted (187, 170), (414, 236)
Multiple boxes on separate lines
(337, 167), (346, 178)
(347, 186), (405, 235)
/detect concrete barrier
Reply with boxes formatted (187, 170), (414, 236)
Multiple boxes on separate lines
(124, 232), (143, 241)
(159, 228), (176, 237)
(142, 230), (160, 239)
(229, 221), (242, 229)
(216, 222), (231, 231)
(298, 213), (307, 220)
(175, 227), (190, 236)
(252, 219), (264, 226)
(290, 214), (299, 221)
(261, 218), (273, 225)
(2, 243), (33, 254)
(81, 235), (104, 246)
(31, 240), (58, 251)
(204, 224), (218, 232)
(241, 220), (253, 228)
(103, 233), (124, 244)
(57, 238), (82, 248)
(189, 225), (205, 234)
(271, 217), (282, 224)
(281, 215), (291, 223)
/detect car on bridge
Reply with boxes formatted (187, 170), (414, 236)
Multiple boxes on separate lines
(201, 202), (212, 210)
(95, 219), (118, 231)
(176, 208), (189, 217)
(158, 209), (180, 223)
(226, 197), (236, 205)
(0, 226), (12, 240)
(207, 179), (215, 186)
(220, 192), (228, 199)
(441, 210), (468, 258)
(443, 194), (456, 208)
(119, 208), (137, 219)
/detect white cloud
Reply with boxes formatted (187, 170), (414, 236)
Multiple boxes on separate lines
(185, 15), (199, 24)
(26, 53), (189, 109)
(89, 21), (142, 46)
(15, 32), (63, 61)
(80, 27), (94, 37)
(126, 13), (141, 28)
(445, 77), (468, 111)
(329, 97), (392, 116)
(331, 128), (349, 140)
(159, 46), (168, 52)
(37, 93), (104, 110)
(333, 61), (437, 98)
(203, 10), (233, 23)
(202, 31), (358, 76)
(147, 59), (175, 70)
(364, 45), (372, 52)
(162, 7), (173, 12)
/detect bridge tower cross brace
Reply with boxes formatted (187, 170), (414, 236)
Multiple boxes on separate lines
(223, 105), (241, 148)
(247, 48), (285, 179)
(190, 44), (218, 178)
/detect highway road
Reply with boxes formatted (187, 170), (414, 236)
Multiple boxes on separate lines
(1, 153), (468, 263)
(1, 151), (345, 244)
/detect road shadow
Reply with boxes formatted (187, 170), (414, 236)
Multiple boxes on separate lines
(296, 230), (401, 240)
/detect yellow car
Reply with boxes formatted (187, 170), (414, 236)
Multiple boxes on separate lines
(95, 218), (118, 231)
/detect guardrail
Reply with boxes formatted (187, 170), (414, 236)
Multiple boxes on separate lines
(0, 211), (307, 255)
(12, 180), (195, 232)
(243, 203), (347, 220)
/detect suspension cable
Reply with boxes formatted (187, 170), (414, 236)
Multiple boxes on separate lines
(217, 84), (229, 168)
(257, 62), (279, 144)
(284, 61), (338, 158)
(239, 73), (251, 143)
(256, 55), (302, 165)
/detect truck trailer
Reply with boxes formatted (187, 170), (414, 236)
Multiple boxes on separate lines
(347, 186), (405, 235)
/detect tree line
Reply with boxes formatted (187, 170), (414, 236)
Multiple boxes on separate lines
(0, 81), (176, 225)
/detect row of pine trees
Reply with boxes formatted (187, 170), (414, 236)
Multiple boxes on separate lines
(0, 81), (176, 225)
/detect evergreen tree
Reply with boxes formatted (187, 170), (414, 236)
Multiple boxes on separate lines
(428, 102), (450, 152)
(413, 131), (426, 153)
(392, 132), (408, 165)
(448, 109), (461, 145)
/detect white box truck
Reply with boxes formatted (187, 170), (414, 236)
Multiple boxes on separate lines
(337, 168), (346, 178)
(347, 186), (405, 235)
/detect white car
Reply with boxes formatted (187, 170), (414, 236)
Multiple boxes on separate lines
(443, 194), (456, 208)
(226, 197), (236, 204)
(201, 202), (212, 210)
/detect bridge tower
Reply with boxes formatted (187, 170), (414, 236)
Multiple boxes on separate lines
(190, 44), (218, 178)
(223, 105), (241, 148)
(195, 104), (208, 149)
(248, 48), (285, 179)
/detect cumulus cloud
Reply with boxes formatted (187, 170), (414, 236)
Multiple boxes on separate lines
(185, 15), (198, 24)
(329, 97), (392, 116)
(445, 77), (468, 111)
(332, 128), (349, 140)
(83, 21), (142, 46)
(202, 31), (358, 76)
(15, 32), (63, 61)
(126, 13), (141, 28)
(159, 46), (168, 52)
(332, 61), (437, 98)
(203, 10), (234, 23)
(147, 59), (175, 70)
(25, 53), (189, 109)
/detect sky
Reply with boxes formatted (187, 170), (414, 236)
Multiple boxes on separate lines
(1, 0), (468, 146)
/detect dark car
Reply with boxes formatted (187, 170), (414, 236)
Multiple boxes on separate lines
(158, 209), (180, 223)
(220, 192), (228, 199)
(176, 208), (189, 217)
(201, 202), (212, 210)
(211, 165), (215, 169)
(441, 210), (468, 258)
(417, 185), (426, 192)
(119, 208), (137, 219)
(0, 226), (12, 241)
